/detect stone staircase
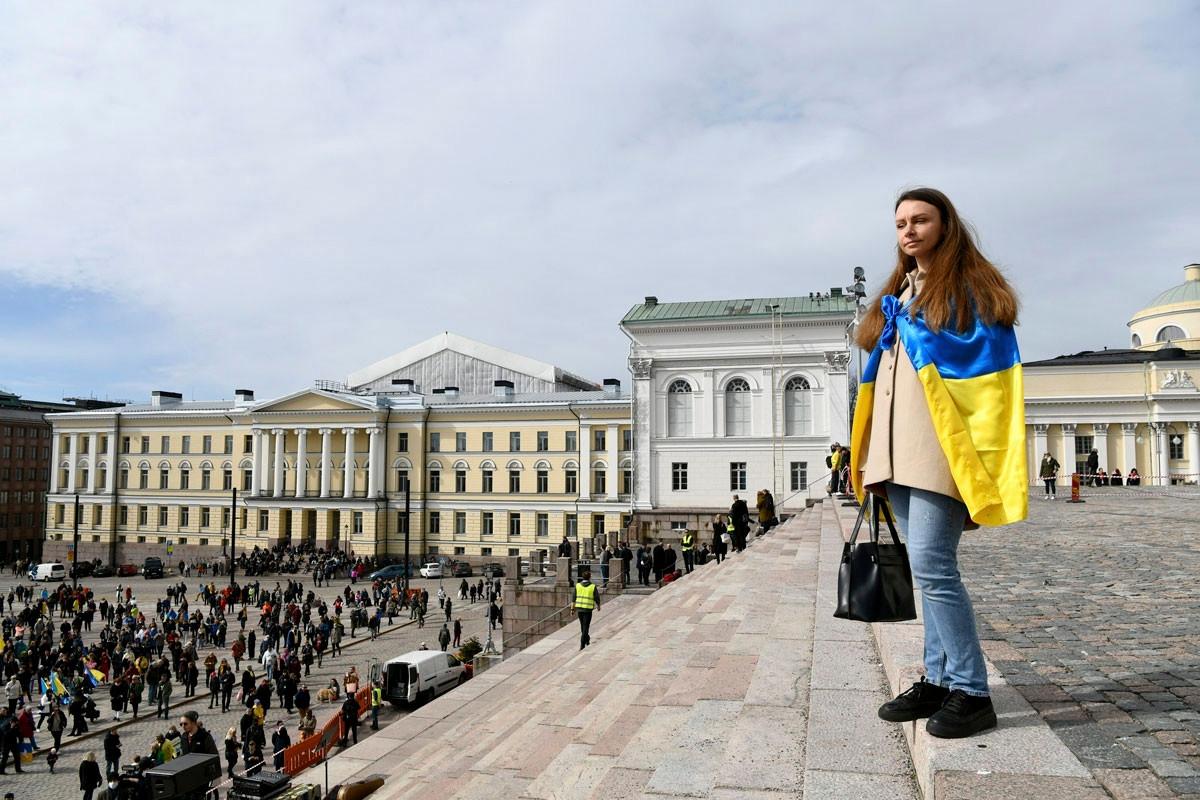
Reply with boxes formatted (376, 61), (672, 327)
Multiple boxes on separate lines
(300, 504), (917, 798)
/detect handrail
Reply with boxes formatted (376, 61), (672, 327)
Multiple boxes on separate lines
(507, 601), (575, 641)
(781, 468), (834, 506)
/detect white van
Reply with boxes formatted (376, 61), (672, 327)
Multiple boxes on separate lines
(382, 650), (466, 706)
(29, 563), (67, 582)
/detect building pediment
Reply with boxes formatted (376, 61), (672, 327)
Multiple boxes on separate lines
(252, 389), (378, 414)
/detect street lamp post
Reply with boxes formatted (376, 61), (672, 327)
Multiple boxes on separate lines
(228, 487), (238, 587)
(403, 478), (411, 595)
(71, 492), (80, 590)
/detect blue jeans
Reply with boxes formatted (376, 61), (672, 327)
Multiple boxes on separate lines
(886, 483), (989, 697)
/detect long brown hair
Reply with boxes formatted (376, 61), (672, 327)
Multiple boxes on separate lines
(855, 187), (1018, 350)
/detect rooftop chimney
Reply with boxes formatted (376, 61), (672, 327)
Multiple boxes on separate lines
(234, 389), (255, 406)
(391, 378), (414, 395)
(644, 296), (658, 306)
(443, 386), (459, 398)
(603, 378), (621, 396)
(493, 380), (514, 400)
(431, 388), (445, 395)
(1185, 263), (1200, 282)
(150, 390), (183, 408)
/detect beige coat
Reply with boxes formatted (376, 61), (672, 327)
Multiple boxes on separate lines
(858, 270), (962, 503)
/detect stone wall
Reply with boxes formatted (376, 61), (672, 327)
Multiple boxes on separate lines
(501, 555), (624, 654)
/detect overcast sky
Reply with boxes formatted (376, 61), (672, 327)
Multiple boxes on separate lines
(2, 2), (1198, 404)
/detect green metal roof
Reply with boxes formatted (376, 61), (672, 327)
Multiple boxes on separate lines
(622, 295), (857, 324)
(1144, 280), (1200, 309)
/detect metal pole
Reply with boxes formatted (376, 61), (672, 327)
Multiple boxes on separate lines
(229, 487), (237, 588)
(403, 480), (411, 595)
(72, 492), (80, 589)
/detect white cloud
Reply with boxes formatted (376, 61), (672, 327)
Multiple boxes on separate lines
(1, 2), (1198, 400)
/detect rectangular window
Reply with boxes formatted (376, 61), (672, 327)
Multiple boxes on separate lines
(790, 461), (808, 492)
(201, 507), (211, 527)
(509, 512), (521, 536)
(160, 468), (169, 490)
(353, 511), (363, 534)
(566, 513), (577, 537)
(536, 512), (549, 537)
(536, 431), (549, 452)
(121, 436), (131, 454)
(429, 432), (440, 452)
(536, 470), (548, 494)
(259, 509), (269, 531)
(139, 468), (149, 489)
(182, 435), (191, 454)
(1170, 435), (1184, 460)
(244, 434), (253, 453)
(594, 429), (606, 451)
(453, 546), (466, 555)
(180, 506), (190, 527)
(140, 436), (150, 454)
(55, 504), (64, 525)
(119, 506), (128, 526)
(592, 514), (605, 536)
(506, 548), (518, 557)
(397, 432), (408, 452)
(508, 470), (520, 493)
(455, 470), (467, 492)
(481, 470), (493, 493)
(201, 469), (211, 491)
(158, 506), (168, 527)
(221, 507), (231, 530)
(730, 462), (747, 491)
(180, 469), (190, 490)
(456, 432), (467, 452)
(454, 512), (466, 535)
(622, 429), (633, 451)
(565, 469), (577, 494)
(138, 505), (148, 526)
(80, 467), (89, 487)
(396, 469), (409, 491)
(593, 469), (606, 495)
(428, 470), (440, 493)
(429, 511), (441, 534)
(242, 470), (252, 491)
(621, 469), (632, 495)
(202, 435), (212, 454)
(480, 547), (492, 556)
(672, 462), (688, 491)
(396, 511), (409, 534)
(224, 435), (234, 454)
(509, 432), (521, 451)
(482, 512), (493, 535)
(93, 505), (102, 526)
(222, 469), (233, 491)
(160, 435), (170, 453)
(482, 432), (493, 452)
(565, 430), (577, 452)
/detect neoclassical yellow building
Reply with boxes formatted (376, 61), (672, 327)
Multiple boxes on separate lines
(43, 334), (632, 565)
(1025, 264), (1200, 485)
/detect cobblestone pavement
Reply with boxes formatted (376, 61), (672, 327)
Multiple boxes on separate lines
(0, 572), (501, 800)
(964, 487), (1200, 799)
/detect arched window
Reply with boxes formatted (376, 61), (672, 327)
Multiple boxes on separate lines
(667, 380), (693, 437)
(725, 378), (751, 436)
(1132, 333), (1142, 348)
(1157, 325), (1186, 343)
(785, 376), (813, 435)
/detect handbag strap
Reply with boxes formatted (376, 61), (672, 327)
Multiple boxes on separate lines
(846, 494), (871, 546)
(872, 496), (902, 545)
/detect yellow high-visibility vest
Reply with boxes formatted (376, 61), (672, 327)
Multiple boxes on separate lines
(371, 686), (382, 708)
(574, 582), (597, 610)
(681, 532), (694, 552)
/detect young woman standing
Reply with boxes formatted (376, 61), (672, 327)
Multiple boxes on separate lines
(850, 187), (1027, 738)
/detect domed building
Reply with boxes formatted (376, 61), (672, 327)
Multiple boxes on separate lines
(1024, 264), (1200, 487)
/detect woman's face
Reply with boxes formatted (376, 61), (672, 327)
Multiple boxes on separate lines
(895, 200), (944, 264)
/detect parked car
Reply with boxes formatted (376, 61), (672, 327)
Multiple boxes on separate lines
(69, 561), (95, 579)
(481, 562), (505, 578)
(419, 562), (443, 579)
(92, 564), (115, 578)
(117, 564), (138, 577)
(143, 557), (164, 579)
(29, 563), (67, 582)
(368, 563), (412, 581)
(451, 561), (473, 577)
(381, 650), (467, 707)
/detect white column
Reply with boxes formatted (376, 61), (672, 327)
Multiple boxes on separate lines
(86, 433), (98, 493)
(250, 431), (262, 496)
(1188, 423), (1200, 485)
(272, 428), (285, 497)
(1092, 423), (1109, 473)
(1032, 424), (1048, 483)
(49, 431), (61, 493)
(1121, 423), (1138, 476)
(1060, 424), (1076, 479)
(1154, 423), (1170, 486)
(367, 427), (381, 498)
(343, 428), (356, 498)
(295, 429), (308, 498)
(67, 433), (79, 493)
(320, 429), (333, 498)
(606, 423), (619, 500)
(579, 423), (592, 499)
(105, 428), (116, 494)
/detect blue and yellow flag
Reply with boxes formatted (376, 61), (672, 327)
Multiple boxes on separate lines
(851, 295), (1028, 526)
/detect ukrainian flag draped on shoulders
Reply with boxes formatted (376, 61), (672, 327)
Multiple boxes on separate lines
(851, 294), (1028, 526)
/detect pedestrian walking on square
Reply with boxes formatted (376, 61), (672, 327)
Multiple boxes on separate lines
(340, 693), (360, 747)
(79, 752), (102, 800)
(438, 623), (451, 651)
(681, 530), (695, 574)
(730, 496), (750, 552)
(271, 721), (290, 771)
(1039, 453), (1060, 498)
(854, 187), (1025, 740)
(572, 568), (600, 650)
(102, 730), (121, 778)
(453, 618), (462, 648)
(370, 681), (382, 730)
(224, 728), (239, 778)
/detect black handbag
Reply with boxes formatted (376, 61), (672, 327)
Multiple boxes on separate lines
(834, 495), (917, 622)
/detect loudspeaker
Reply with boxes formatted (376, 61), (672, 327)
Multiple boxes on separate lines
(144, 753), (222, 799)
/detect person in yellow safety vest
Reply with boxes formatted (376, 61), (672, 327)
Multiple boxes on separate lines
(681, 530), (695, 574)
(571, 569), (600, 650)
(370, 680), (382, 730)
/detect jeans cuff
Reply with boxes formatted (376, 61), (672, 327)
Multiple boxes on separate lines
(951, 687), (990, 698)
